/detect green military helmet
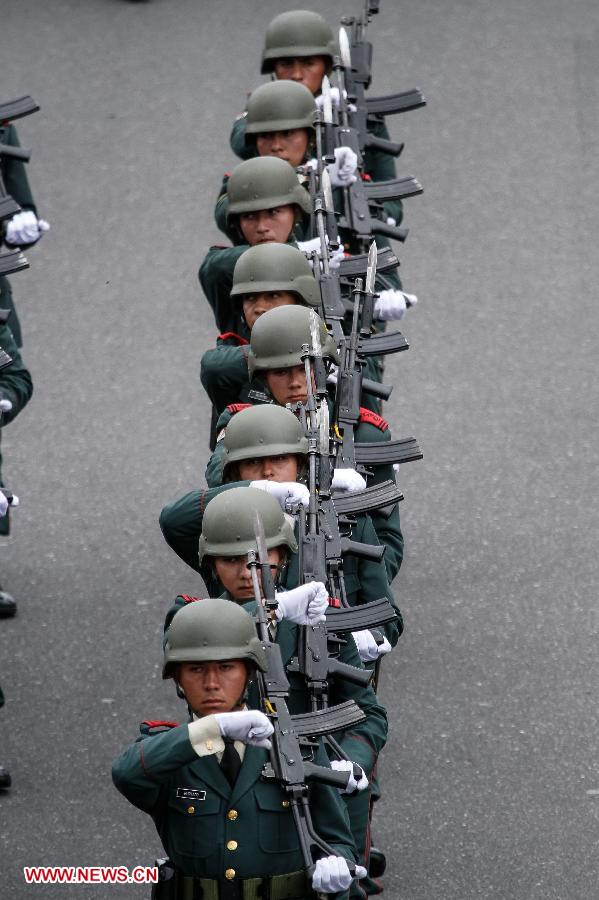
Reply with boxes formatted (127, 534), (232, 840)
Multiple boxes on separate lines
(222, 405), (309, 477)
(245, 80), (316, 137)
(198, 485), (298, 564)
(162, 597), (267, 678)
(226, 156), (312, 221)
(230, 243), (320, 308)
(261, 10), (338, 74)
(248, 305), (338, 378)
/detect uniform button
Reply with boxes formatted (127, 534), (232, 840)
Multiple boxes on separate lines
(187, 806), (195, 814)
(226, 840), (238, 851)
(206, 740), (213, 751)
(227, 809), (238, 821)
(225, 869), (236, 880)
(282, 801), (290, 808)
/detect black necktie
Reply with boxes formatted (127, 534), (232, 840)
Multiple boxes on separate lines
(220, 739), (242, 786)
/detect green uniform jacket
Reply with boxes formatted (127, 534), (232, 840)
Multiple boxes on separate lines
(1, 123), (38, 348)
(112, 722), (355, 883)
(229, 113), (403, 225)
(0, 323), (33, 502)
(160, 484), (402, 646)
(201, 398), (403, 581)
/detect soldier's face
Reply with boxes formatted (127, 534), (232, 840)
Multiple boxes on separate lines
(263, 364), (316, 406)
(274, 56), (328, 95)
(238, 454), (299, 482)
(242, 290), (297, 329)
(239, 206), (296, 246)
(177, 660), (248, 716)
(213, 546), (286, 600)
(256, 128), (311, 167)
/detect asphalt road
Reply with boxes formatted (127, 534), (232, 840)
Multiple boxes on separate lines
(1, 1), (598, 897)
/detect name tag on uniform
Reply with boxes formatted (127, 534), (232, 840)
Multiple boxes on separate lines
(176, 788), (207, 801)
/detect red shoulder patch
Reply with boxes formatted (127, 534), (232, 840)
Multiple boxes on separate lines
(361, 173), (373, 182)
(179, 595), (202, 605)
(226, 402), (252, 415)
(142, 720), (179, 728)
(218, 332), (249, 346)
(359, 407), (389, 431)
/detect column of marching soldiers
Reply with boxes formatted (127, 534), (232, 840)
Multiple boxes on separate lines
(3, 6), (427, 899)
(0, 94), (48, 791)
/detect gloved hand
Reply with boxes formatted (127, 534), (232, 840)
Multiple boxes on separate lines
(250, 480), (309, 510)
(213, 710), (274, 749)
(312, 857), (367, 893)
(296, 236), (322, 256)
(352, 629), (392, 662)
(327, 146), (358, 187)
(5, 211), (50, 246)
(328, 245), (346, 270)
(326, 363), (338, 386)
(315, 86), (344, 110)
(275, 582), (329, 625)
(374, 288), (418, 322)
(330, 759), (369, 793)
(0, 398), (13, 413)
(386, 216), (397, 227)
(331, 468), (366, 493)
(297, 237), (344, 271)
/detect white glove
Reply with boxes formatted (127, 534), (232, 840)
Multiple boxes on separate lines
(213, 710), (274, 749)
(352, 629), (392, 662)
(331, 468), (366, 493)
(5, 211), (50, 246)
(327, 146), (358, 187)
(328, 245), (346, 270)
(250, 480), (310, 510)
(330, 759), (369, 793)
(312, 857), (367, 893)
(0, 398), (13, 413)
(275, 582), (329, 625)
(296, 237), (322, 256)
(374, 288), (418, 322)
(315, 86), (343, 110)
(326, 363), (338, 386)
(386, 216), (397, 227)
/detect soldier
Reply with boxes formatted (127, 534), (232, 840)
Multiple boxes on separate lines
(0, 320), (33, 613)
(113, 598), (361, 897)
(164, 488), (387, 897)
(160, 404), (401, 659)
(1, 117), (49, 347)
(202, 305), (403, 583)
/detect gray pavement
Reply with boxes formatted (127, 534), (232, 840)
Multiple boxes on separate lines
(1, 1), (598, 897)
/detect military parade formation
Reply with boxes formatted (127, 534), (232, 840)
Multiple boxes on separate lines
(3, 4), (427, 898)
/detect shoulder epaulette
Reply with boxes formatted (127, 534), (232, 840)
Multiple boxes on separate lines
(361, 172), (373, 182)
(141, 720), (179, 735)
(179, 595), (202, 605)
(218, 332), (249, 346)
(359, 407), (389, 432)
(226, 402), (252, 415)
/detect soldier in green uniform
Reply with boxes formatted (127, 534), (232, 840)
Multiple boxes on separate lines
(163, 488), (387, 898)
(200, 306), (403, 583)
(0, 320), (33, 612)
(113, 598), (361, 898)
(160, 403), (401, 657)
(1, 119), (49, 347)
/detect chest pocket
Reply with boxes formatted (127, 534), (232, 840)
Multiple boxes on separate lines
(255, 784), (300, 854)
(166, 789), (223, 859)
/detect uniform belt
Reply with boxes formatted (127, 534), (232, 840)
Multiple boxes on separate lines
(153, 867), (309, 900)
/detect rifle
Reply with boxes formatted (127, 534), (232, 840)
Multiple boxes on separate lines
(339, 6), (426, 158)
(247, 511), (366, 877)
(321, 72), (422, 249)
(0, 249), (29, 277)
(0, 96), (38, 224)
